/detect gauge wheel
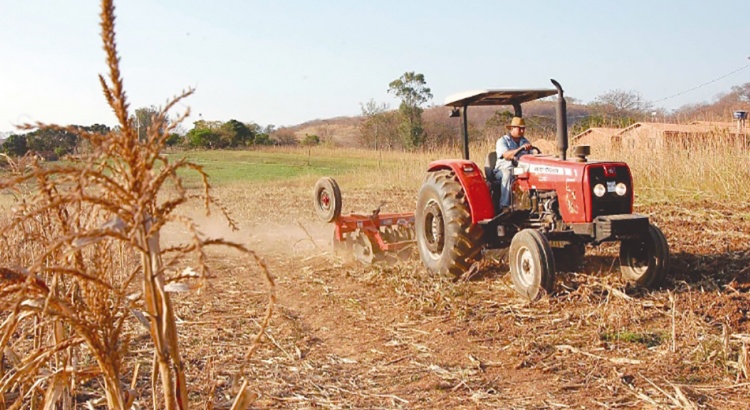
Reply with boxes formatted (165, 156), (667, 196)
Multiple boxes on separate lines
(313, 177), (342, 223)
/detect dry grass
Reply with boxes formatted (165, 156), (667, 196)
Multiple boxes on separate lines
(0, 1), (273, 409)
(291, 132), (750, 205)
(4, 111), (747, 407)
(590, 139), (750, 203)
(4, 130), (746, 407)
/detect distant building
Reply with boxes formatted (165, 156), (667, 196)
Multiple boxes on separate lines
(570, 127), (621, 149)
(571, 122), (748, 151)
(617, 122), (745, 150)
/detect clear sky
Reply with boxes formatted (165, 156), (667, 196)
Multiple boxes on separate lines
(1, 0), (749, 133)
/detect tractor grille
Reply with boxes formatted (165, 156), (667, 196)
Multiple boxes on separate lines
(588, 166), (632, 218)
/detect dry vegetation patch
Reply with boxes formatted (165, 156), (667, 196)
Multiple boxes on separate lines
(0, 2), (273, 408)
(134, 178), (750, 408)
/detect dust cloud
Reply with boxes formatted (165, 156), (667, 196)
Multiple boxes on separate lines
(160, 211), (334, 258)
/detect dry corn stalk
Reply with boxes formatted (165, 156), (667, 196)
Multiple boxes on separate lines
(0, 1), (274, 409)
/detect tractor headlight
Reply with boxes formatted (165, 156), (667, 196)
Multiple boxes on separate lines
(593, 184), (606, 197)
(615, 182), (627, 196)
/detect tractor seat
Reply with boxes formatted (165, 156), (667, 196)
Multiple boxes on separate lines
(484, 151), (498, 184)
(485, 151), (501, 214)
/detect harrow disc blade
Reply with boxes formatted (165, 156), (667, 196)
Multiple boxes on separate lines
(378, 225), (416, 261)
(352, 230), (378, 265)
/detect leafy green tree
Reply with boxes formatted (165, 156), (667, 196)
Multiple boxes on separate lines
(165, 133), (183, 146)
(255, 133), (273, 145)
(77, 123), (111, 135)
(186, 128), (218, 148)
(254, 133), (272, 145)
(1, 134), (28, 157)
(388, 72), (433, 149)
(302, 134), (320, 146)
(221, 119), (254, 147)
(25, 128), (78, 158)
(68, 124), (112, 154)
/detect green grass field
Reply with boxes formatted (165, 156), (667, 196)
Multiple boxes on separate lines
(168, 146), (454, 196)
(170, 148), (384, 184)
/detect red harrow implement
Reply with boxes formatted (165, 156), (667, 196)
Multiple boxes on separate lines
(313, 177), (416, 264)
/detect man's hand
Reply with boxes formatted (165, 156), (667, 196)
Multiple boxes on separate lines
(521, 142), (532, 151)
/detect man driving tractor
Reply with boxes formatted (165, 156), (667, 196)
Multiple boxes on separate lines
(495, 116), (533, 209)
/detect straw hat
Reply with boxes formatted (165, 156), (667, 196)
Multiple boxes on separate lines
(506, 117), (526, 129)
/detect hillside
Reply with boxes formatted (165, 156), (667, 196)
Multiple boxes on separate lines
(289, 116), (363, 148)
(286, 99), (592, 148)
(282, 82), (750, 149)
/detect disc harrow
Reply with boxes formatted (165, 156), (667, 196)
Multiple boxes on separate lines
(313, 177), (416, 264)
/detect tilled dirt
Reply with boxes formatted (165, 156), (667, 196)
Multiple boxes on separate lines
(149, 193), (750, 409)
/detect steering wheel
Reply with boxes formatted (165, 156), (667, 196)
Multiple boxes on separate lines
(512, 146), (542, 166)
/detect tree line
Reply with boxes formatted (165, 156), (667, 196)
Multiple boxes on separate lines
(358, 74), (750, 151)
(5, 75), (749, 158)
(0, 107), (284, 158)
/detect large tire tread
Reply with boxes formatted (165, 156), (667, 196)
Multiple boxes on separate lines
(417, 170), (484, 279)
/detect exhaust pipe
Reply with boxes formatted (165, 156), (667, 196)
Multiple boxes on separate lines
(551, 79), (568, 161)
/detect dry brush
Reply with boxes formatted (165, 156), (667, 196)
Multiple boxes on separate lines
(0, 1), (273, 409)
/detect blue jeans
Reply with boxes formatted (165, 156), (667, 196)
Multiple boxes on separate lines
(494, 168), (513, 208)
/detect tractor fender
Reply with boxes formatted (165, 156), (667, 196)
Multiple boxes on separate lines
(426, 160), (495, 224)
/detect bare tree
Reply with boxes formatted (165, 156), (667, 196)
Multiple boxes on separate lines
(359, 99), (399, 149)
(591, 89), (653, 117)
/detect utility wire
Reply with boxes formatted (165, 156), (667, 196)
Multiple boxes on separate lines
(652, 63), (750, 104)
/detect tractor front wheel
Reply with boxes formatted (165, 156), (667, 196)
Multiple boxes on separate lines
(416, 170), (483, 280)
(619, 223), (670, 288)
(509, 229), (556, 301)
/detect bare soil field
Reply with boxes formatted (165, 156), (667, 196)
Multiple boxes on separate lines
(146, 181), (750, 409)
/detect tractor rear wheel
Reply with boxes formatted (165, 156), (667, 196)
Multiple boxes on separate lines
(416, 170), (483, 280)
(619, 223), (669, 288)
(313, 177), (342, 223)
(509, 229), (556, 301)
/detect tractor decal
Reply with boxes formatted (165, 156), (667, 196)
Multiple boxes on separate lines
(565, 183), (579, 216)
(529, 164), (565, 175)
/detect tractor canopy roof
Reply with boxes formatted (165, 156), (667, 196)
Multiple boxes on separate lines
(444, 89), (557, 108)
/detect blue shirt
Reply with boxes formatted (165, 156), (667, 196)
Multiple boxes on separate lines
(496, 134), (531, 171)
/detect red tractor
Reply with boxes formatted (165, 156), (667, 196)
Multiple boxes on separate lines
(416, 79), (669, 300)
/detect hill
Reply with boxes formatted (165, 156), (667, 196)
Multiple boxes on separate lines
(289, 117), (362, 148)
(281, 82), (750, 149)
(285, 99), (592, 148)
